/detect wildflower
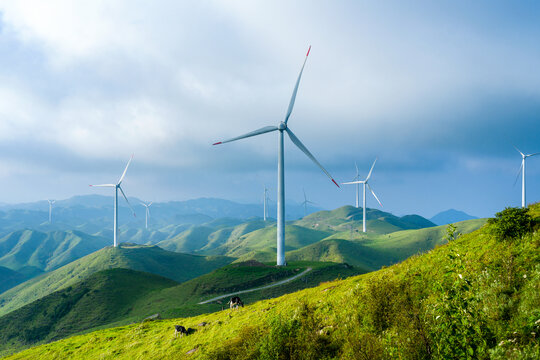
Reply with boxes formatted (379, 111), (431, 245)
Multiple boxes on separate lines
(523, 274), (527, 278)
(458, 274), (463, 279)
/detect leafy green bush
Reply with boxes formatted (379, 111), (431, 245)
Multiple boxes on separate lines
(488, 207), (532, 241)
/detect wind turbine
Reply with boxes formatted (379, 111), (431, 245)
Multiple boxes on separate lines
(90, 155), (136, 247)
(141, 201), (153, 229)
(47, 199), (55, 223)
(347, 162), (361, 207)
(342, 158), (382, 233)
(263, 186), (269, 221)
(213, 46), (339, 266)
(301, 188), (316, 217)
(514, 146), (539, 208)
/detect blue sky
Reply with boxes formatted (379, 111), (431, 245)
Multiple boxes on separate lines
(0, 0), (539, 218)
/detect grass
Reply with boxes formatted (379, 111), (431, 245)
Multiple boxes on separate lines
(0, 260), (366, 357)
(0, 244), (232, 317)
(5, 204), (537, 359)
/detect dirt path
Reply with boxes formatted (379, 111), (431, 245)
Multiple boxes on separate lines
(198, 267), (313, 305)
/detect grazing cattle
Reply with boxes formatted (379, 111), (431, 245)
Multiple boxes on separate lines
(174, 325), (188, 338)
(228, 296), (244, 310)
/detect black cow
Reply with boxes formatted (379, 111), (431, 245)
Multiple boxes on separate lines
(228, 296), (244, 310)
(174, 325), (188, 338)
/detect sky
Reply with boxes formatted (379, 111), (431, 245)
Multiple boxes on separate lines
(0, 0), (539, 218)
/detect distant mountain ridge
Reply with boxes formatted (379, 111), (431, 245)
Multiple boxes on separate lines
(430, 209), (478, 225)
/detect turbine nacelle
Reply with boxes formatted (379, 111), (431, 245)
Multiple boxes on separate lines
(278, 122), (287, 130)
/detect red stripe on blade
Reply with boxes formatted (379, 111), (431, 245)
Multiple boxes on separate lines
(306, 46), (311, 57)
(213, 142), (222, 145)
(332, 179), (340, 188)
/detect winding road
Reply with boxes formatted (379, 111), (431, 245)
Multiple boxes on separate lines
(198, 267), (313, 305)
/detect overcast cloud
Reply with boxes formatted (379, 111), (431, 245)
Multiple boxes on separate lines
(0, 0), (539, 218)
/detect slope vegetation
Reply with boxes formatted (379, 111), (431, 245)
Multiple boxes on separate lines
(7, 204), (538, 359)
(0, 244), (232, 317)
(0, 230), (110, 272)
(0, 268), (178, 356)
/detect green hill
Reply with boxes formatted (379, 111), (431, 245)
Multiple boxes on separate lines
(0, 261), (365, 357)
(0, 230), (110, 272)
(0, 244), (233, 317)
(235, 218), (486, 269)
(7, 205), (538, 359)
(295, 206), (436, 234)
(0, 267), (26, 294)
(0, 268), (178, 356)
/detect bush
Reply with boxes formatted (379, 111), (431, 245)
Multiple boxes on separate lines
(488, 207), (532, 241)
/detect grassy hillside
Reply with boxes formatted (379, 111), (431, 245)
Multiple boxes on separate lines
(0, 230), (110, 272)
(0, 267), (26, 294)
(7, 204), (538, 359)
(236, 218), (486, 270)
(0, 268), (178, 356)
(0, 244), (232, 317)
(0, 261), (365, 357)
(295, 206), (436, 234)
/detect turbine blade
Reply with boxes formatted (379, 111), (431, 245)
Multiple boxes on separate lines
(526, 152), (540, 158)
(148, 202), (153, 207)
(119, 186), (136, 217)
(118, 154), (134, 185)
(514, 161), (524, 187)
(213, 126), (278, 145)
(89, 184), (116, 187)
(342, 180), (364, 185)
(513, 145), (525, 157)
(285, 128), (339, 187)
(303, 187), (307, 202)
(355, 161), (359, 177)
(366, 158), (378, 181)
(284, 46), (310, 125)
(367, 183), (383, 207)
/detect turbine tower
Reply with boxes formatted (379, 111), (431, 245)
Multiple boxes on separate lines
(47, 199), (55, 223)
(263, 186), (269, 221)
(301, 188), (316, 217)
(90, 155), (136, 247)
(141, 201), (153, 229)
(515, 147), (539, 208)
(342, 158), (382, 233)
(213, 46), (339, 266)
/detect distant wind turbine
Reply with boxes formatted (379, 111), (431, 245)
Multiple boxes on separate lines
(47, 199), (55, 223)
(514, 146), (539, 208)
(263, 186), (269, 221)
(342, 158), (382, 233)
(90, 155), (136, 247)
(213, 46), (339, 266)
(141, 201), (153, 229)
(301, 188), (316, 217)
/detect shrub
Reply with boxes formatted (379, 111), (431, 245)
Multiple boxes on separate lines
(488, 207), (532, 241)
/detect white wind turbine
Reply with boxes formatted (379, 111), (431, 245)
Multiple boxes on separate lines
(342, 158), (382, 233)
(141, 201), (153, 229)
(90, 155), (136, 247)
(213, 46), (339, 266)
(301, 188), (316, 217)
(263, 186), (269, 221)
(47, 199), (55, 223)
(514, 146), (539, 208)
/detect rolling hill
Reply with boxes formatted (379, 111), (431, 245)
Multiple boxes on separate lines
(5, 204), (537, 359)
(0, 244), (233, 317)
(0, 260), (366, 356)
(0, 267), (26, 294)
(0, 268), (178, 356)
(0, 229), (110, 272)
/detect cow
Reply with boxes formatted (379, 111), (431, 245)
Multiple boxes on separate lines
(174, 325), (188, 338)
(228, 296), (244, 310)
